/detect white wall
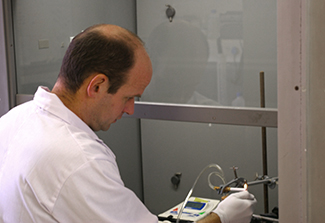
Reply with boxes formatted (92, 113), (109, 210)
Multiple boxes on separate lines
(278, 0), (325, 221)
(278, 0), (308, 221)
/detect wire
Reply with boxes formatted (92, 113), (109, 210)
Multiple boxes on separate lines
(176, 164), (226, 223)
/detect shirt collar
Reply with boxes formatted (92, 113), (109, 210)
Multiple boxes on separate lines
(33, 86), (99, 141)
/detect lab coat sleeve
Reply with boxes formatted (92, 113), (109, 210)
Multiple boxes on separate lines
(52, 159), (158, 223)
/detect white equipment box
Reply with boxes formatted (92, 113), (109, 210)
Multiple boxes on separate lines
(158, 197), (220, 222)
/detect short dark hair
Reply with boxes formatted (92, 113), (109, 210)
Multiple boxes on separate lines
(58, 25), (141, 94)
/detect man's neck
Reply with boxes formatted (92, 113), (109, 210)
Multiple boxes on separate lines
(51, 82), (87, 124)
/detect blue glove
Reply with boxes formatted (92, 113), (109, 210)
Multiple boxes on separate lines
(213, 191), (257, 223)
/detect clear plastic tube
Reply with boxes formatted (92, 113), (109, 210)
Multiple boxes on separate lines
(208, 171), (226, 191)
(176, 164), (226, 223)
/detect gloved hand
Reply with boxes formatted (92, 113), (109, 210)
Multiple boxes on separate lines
(213, 191), (257, 223)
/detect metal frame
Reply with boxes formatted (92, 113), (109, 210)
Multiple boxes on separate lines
(16, 94), (277, 127)
(127, 102), (277, 127)
(2, 0), (16, 109)
(0, 0), (9, 116)
(16, 94), (33, 105)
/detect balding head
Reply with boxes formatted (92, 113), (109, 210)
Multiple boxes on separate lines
(87, 24), (143, 46)
(57, 24), (144, 95)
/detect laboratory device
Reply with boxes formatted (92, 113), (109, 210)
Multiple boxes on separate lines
(158, 197), (220, 222)
(160, 164), (279, 222)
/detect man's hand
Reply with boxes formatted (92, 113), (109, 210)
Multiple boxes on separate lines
(212, 191), (257, 223)
(197, 212), (221, 223)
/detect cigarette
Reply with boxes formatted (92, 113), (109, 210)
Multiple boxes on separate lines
(226, 187), (246, 192)
(215, 183), (248, 193)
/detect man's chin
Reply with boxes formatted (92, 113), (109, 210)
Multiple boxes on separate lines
(92, 124), (112, 132)
(103, 124), (112, 131)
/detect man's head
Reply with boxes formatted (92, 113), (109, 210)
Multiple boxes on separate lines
(58, 24), (143, 95)
(52, 24), (152, 131)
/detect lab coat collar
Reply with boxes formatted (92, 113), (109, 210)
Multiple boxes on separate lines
(33, 86), (100, 141)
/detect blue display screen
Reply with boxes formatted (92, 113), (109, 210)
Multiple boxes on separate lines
(185, 201), (205, 210)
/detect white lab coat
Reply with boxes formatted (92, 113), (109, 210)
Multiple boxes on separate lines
(0, 86), (158, 223)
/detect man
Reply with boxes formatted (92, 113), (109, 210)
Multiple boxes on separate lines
(0, 24), (256, 222)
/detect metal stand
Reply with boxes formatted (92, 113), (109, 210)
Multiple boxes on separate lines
(260, 71), (269, 213)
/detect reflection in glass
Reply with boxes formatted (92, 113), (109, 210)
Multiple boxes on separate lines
(140, 0), (277, 108)
(143, 20), (215, 105)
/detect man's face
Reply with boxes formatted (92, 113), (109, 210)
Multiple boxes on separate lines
(91, 48), (152, 131)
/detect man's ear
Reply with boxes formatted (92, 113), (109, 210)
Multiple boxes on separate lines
(86, 74), (109, 97)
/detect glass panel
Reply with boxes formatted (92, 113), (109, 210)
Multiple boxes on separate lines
(141, 119), (278, 215)
(137, 0), (277, 108)
(12, 0), (136, 94)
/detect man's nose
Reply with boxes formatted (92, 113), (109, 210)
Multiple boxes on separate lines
(123, 98), (135, 115)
